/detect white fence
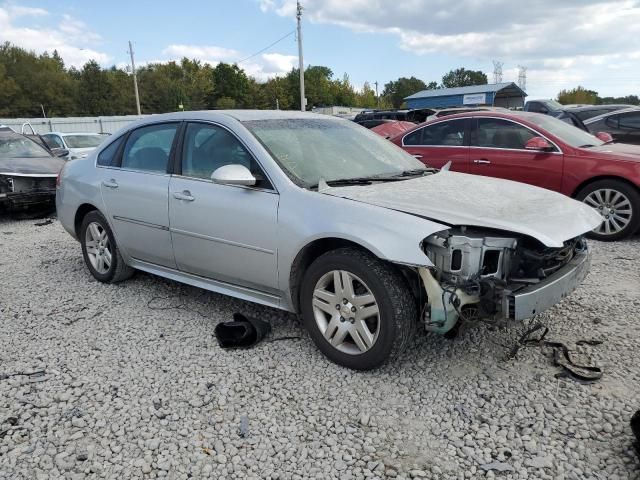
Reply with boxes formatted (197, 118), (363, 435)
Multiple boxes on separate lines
(0, 115), (148, 135)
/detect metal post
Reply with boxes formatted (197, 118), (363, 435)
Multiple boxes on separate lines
(296, 1), (305, 112)
(128, 41), (141, 115)
(374, 81), (379, 109)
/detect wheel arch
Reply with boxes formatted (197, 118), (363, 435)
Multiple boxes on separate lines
(289, 237), (384, 314)
(572, 175), (640, 198)
(74, 203), (99, 238)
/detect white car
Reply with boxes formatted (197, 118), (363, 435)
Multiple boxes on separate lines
(41, 132), (106, 160)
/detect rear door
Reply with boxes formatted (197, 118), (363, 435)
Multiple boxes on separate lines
(468, 117), (563, 191)
(400, 118), (470, 172)
(99, 122), (179, 268)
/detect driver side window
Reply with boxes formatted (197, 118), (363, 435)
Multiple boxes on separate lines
(181, 123), (271, 188)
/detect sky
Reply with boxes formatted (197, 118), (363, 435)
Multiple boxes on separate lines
(1, 0), (639, 100)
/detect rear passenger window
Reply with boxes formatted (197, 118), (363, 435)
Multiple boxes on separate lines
(121, 123), (179, 173)
(422, 119), (467, 146)
(97, 136), (125, 167)
(403, 128), (423, 145)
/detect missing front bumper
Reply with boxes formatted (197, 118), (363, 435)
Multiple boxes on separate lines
(504, 247), (591, 320)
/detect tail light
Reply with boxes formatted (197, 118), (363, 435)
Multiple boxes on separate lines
(56, 164), (65, 187)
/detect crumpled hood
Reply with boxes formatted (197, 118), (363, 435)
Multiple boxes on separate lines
(0, 155), (65, 176)
(321, 171), (602, 247)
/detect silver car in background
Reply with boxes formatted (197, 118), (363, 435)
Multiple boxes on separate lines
(56, 111), (601, 370)
(42, 132), (106, 160)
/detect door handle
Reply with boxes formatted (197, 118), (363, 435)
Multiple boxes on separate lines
(412, 154), (423, 159)
(102, 179), (118, 188)
(173, 190), (195, 202)
(473, 159), (491, 164)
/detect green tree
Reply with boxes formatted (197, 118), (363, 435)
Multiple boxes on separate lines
(441, 68), (488, 88)
(215, 96), (236, 109)
(557, 86), (599, 105)
(381, 77), (428, 108)
(357, 82), (378, 109)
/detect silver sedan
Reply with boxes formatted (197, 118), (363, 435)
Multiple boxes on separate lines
(56, 110), (601, 370)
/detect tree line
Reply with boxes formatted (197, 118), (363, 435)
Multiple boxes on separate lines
(2, 42), (635, 118)
(0, 42), (493, 117)
(557, 86), (639, 106)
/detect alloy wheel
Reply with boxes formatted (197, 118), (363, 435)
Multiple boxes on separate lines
(84, 221), (112, 274)
(311, 270), (380, 355)
(583, 188), (633, 236)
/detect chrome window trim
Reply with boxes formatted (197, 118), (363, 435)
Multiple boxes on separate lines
(170, 173), (278, 195)
(402, 115), (564, 155)
(401, 118), (467, 148)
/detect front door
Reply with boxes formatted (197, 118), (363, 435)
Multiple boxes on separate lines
(99, 122), (179, 268)
(400, 118), (470, 172)
(168, 122), (279, 292)
(468, 117), (563, 191)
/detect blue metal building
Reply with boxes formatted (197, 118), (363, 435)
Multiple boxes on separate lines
(404, 82), (526, 110)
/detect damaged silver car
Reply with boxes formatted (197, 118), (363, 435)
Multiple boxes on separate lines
(56, 111), (602, 370)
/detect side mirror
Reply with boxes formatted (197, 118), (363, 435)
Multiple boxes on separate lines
(52, 148), (69, 158)
(595, 131), (613, 143)
(211, 164), (256, 186)
(525, 136), (554, 152)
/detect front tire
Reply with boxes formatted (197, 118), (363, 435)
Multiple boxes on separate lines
(300, 247), (416, 370)
(80, 211), (134, 283)
(576, 179), (640, 241)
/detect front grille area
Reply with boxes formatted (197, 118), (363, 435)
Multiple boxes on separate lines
(509, 237), (583, 282)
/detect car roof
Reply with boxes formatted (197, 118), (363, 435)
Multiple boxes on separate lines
(47, 131), (104, 136)
(389, 110), (545, 140)
(562, 104), (634, 113)
(584, 107), (640, 124)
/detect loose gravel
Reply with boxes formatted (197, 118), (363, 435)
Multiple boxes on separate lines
(0, 216), (639, 480)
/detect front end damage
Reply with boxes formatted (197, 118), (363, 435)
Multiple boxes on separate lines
(0, 174), (57, 211)
(417, 228), (590, 334)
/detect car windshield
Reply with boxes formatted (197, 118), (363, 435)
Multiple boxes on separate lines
(63, 135), (104, 148)
(243, 118), (426, 187)
(0, 135), (52, 158)
(524, 114), (605, 148)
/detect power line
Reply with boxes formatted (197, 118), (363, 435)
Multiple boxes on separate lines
(236, 30), (296, 64)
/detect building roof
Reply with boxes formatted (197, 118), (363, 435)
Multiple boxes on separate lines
(404, 82), (526, 100)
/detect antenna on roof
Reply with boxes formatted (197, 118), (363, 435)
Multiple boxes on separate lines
(492, 60), (503, 84)
(517, 65), (527, 92)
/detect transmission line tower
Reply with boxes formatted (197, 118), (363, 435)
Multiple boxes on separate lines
(492, 60), (504, 84)
(517, 65), (527, 92)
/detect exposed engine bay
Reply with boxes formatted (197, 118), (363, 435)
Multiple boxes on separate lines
(418, 227), (588, 333)
(0, 174), (57, 210)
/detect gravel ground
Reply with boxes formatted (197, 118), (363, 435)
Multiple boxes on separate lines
(0, 216), (639, 480)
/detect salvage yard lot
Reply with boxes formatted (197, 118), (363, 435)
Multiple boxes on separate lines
(0, 217), (639, 480)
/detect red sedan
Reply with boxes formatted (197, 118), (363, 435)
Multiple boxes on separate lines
(390, 111), (640, 240)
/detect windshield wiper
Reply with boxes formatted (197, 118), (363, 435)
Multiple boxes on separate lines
(578, 144), (595, 148)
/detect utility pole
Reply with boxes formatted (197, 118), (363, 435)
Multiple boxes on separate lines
(296, 1), (306, 112)
(374, 81), (379, 108)
(128, 41), (141, 115)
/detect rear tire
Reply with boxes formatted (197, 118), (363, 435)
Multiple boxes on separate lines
(576, 179), (640, 241)
(80, 210), (134, 283)
(300, 247), (416, 370)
